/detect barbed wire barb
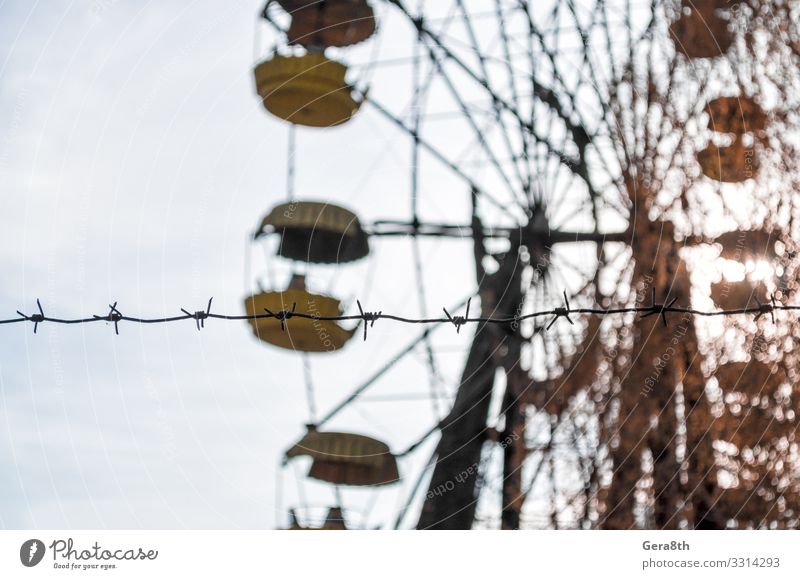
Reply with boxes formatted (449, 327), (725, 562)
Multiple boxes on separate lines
(356, 300), (380, 341)
(264, 302), (296, 331)
(92, 302), (123, 335)
(547, 290), (574, 330)
(17, 298), (45, 334)
(443, 298), (471, 333)
(181, 297), (214, 331)
(641, 288), (678, 327)
(753, 294), (778, 324)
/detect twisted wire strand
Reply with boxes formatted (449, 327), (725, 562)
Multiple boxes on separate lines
(5, 293), (794, 333)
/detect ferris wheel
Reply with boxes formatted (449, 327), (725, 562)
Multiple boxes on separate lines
(243, 0), (800, 530)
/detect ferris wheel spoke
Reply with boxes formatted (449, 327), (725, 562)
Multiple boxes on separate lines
(312, 294), (473, 429)
(565, 1), (631, 173)
(520, 1), (613, 156)
(518, 2), (614, 187)
(548, 252), (597, 296)
(533, 109), (565, 207)
(645, 74), (716, 205)
(393, 450), (437, 529)
(366, 97), (523, 223)
(388, 0), (599, 198)
(544, 165), (588, 228)
(408, 12), (446, 421)
(495, 0), (533, 195)
(410, 238), (444, 419)
(422, 43), (528, 205)
(452, 0), (533, 199)
(449, 110), (531, 210)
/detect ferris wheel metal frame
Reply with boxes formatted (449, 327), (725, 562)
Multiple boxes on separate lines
(248, 0), (800, 530)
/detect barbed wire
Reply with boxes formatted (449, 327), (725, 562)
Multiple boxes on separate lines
(3, 291), (795, 336)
